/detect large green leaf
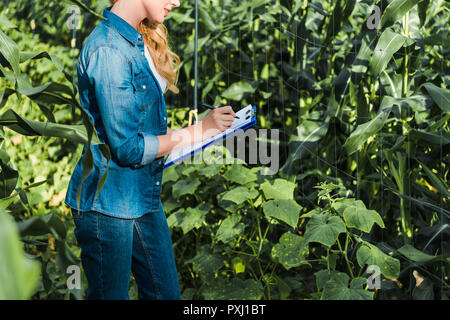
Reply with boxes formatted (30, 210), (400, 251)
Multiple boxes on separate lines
(262, 199), (302, 228)
(221, 186), (258, 205)
(184, 249), (224, 275)
(419, 161), (450, 199)
(16, 213), (66, 240)
(18, 51), (73, 89)
(396, 244), (436, 262)
(0, 29), (20, 79)
(0, 15), (17, 29)
(271, 232), (309, 270)
(380, 0), (423, 29)
(223, 164), (258, 185)
(221, 81), (256, 101)
(0, 109), (102, 145)
(0, 209), (40, 299)
(356, 242), (400, 279)
(369, 29), (407, 77)
(167, 203), (211, 234)
(343, 107), (392, 155)
(421, 83), (450, 113)
(409, 129), (450, 145)
(215, 214), (245, 243)
(333, 199), (385, 233)
(260, 178), (296, 200)
(199, 5), (216, 32)
(172, 179), (201, 198)
(304, 213), (346, 247)
(319, 271), (374, 300)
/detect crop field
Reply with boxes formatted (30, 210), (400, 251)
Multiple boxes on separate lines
(0, 0), (448, 300)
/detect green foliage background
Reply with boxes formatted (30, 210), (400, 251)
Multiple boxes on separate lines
(0, 0), (448, 300)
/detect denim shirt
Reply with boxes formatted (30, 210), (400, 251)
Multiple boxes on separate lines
(64, 7), (167, 218)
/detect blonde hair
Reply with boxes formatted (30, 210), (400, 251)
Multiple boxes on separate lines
(109, 0), (180, 94)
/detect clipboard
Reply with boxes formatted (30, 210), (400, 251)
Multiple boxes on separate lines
(164, 105), (257, 169)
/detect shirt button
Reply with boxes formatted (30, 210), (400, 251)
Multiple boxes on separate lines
(142, 85), (146, 89)
(163, 116), (167, 120)
(156, 181), (160, 186)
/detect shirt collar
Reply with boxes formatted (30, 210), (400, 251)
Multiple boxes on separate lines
(103, 6), (144, 47)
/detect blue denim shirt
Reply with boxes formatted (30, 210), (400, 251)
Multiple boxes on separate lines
(64, 7), (167, 218)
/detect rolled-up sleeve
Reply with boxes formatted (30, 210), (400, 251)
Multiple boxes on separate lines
(84, 46), (159, 168)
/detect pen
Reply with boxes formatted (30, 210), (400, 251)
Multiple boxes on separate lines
(199, 102), (239, 119)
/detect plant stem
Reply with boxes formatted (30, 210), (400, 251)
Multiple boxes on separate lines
(337, 236), (354, 278)
(402, 12), (409, 99)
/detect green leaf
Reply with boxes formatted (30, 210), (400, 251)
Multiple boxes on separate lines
(165, 10), (195, 24)
(197, 163), (222, 178)
(167, 204), (210, 234)
(380, 0), (423, 29)
(262, 199), (302, 228)
(199, 5), (216, 32)
(271, 232), (309, 270)
(172, 179), (201, 198)
(409, 129), (450, 145)
(0, 209), (40, 299)
(0, 109), (102, 145)
(304, 213), (346, 247)
(356, 242), (400, 279)
(223, 164), (258, 185)
(16, 213), (66, 240)
(336, 199), (385, 233)
(202, 278), (264, 300)
(370, 29), (407, 77)
(221, 81), (256, 101)
(396, 244), (437, 262)
(343, 107), (392, 155)
(162, 165), (179, 183)
(419, 161), (450, 199)
(215, 214), (245, 243)
(221, 186), (258, 205)
(260, 178), (296, 200)
(0, 15), (17, 29)
(184, 250), (224, 275)
(321, 272), (374, 300)
(0, 160), (18, 198)
(315, 269), (336, 291)
(0, 29), (20, 78)
(421, 83), (450, 113)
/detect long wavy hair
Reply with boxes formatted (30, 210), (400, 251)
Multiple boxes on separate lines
(109, 0), (180, 94)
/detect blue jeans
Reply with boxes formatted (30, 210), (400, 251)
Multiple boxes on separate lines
(71, 201), (181, 300)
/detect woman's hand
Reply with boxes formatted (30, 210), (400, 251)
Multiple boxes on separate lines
(200, 106), (236, 139)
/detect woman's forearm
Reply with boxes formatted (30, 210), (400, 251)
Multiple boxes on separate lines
(156, 122), (205, 158)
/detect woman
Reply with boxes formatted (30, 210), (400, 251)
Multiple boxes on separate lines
(64, 0), (236, 300)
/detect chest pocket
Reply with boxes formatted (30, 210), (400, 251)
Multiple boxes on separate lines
(132, 75), (158, 110)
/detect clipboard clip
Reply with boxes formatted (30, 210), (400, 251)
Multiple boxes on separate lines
(245, 108), (255, 120)
(188, 109), (198, 126)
